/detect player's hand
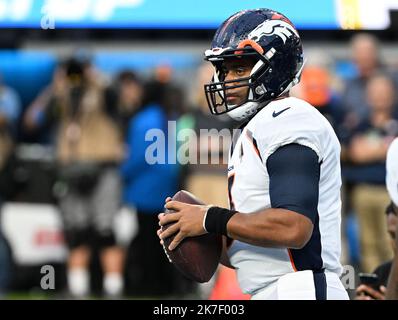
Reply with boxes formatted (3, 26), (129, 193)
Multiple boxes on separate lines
(158, 200), (209, 251)
(355, 284), (386, 300)
(157, 197), (172, 247)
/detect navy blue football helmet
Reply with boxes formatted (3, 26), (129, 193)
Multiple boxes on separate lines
(204, 9), (304, 121)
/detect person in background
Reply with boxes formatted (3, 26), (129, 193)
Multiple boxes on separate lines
(341, 73), (398, 273)
(355, 202), (397, 299)
(0, 75), (21, 296)
(24, 66), (67, 144)
(24, 57), (125, 298)
(341, 33), (385, 125)
(0, 76), (20, 165)
(0, 75), (21, 194)
(338, 35), (396, 271)
(114, 70), (143, 136)
(121, 79), (193, 297)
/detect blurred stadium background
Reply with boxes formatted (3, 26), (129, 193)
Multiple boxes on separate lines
(0, 0), (398, 299)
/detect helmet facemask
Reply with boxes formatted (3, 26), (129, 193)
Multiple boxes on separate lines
(204, 47), (271, 117)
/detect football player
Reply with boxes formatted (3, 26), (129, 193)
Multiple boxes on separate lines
(386, 138), (398, 299)
(158, 8), (348, 300)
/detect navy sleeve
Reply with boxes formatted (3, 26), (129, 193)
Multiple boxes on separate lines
(266, 143), (320, 223)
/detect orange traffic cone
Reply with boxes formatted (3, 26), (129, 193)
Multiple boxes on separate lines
(209, 266), (251, 300)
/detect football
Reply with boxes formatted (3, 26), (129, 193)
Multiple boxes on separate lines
(162, 190), (222, 283)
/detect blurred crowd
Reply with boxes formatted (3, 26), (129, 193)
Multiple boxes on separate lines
(0, 32), (398, 299)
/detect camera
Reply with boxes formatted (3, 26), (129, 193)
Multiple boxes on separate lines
(64, 58), (86, 86)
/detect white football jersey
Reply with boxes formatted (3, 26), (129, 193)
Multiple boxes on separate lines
(227, 97), (343, 295)
(386, 137), (398, 206)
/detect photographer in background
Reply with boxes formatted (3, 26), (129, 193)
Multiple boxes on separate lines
(24, 57), (125, 298)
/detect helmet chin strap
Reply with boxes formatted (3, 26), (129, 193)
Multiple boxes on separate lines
(226, 101), (260, 121)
